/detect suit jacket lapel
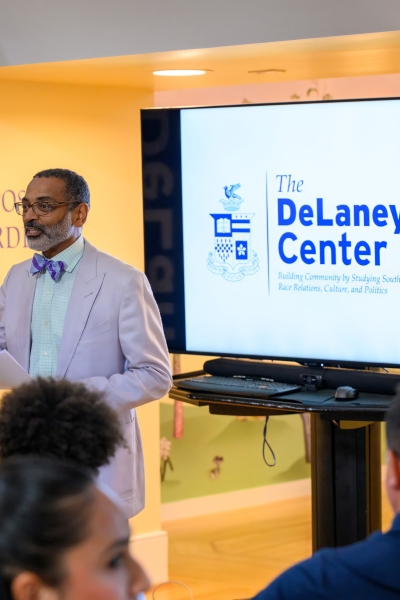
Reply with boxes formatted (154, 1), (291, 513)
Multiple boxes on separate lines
(17, 268), (37, 371)
(56, 241), (105, 378)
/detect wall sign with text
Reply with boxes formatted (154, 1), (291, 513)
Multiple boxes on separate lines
(0, 189), (27, 249)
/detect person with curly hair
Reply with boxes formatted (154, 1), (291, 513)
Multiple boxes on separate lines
(0, 377), (125, 473)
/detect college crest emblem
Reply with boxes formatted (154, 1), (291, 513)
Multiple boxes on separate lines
(207, 184), (260, 282)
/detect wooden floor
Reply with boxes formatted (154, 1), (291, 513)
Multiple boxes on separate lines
(147, 489), (393, 600)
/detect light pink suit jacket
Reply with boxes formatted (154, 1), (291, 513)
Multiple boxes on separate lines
(0, 240), (172, 518)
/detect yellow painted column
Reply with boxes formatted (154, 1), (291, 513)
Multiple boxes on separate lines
(0, 78), (166, 582)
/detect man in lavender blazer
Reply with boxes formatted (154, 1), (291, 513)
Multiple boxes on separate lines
(0, 168), (172, 518)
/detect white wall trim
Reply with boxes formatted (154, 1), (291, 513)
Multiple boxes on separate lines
(161, 478), (311, 522)
(130, 530), (168, 584)
(161, 464), (387, 522)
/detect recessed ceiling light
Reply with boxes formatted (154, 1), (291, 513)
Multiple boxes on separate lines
(248, 69), (286, 74)
(153, 69), (208, 77)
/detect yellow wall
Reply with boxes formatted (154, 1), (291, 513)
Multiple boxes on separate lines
(0, 79), (161, 535)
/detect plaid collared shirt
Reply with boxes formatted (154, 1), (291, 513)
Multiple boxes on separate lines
(29, 236), (85, 378)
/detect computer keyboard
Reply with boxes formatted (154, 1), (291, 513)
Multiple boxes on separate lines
(176, 375), (301, 399)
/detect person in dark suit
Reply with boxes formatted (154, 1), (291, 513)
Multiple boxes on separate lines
(253, 395), (400, 600)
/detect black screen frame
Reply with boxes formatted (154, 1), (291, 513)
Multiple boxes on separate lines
(141, 97), (400, 369)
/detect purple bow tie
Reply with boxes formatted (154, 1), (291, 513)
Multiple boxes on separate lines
(30, 253), (66, 282)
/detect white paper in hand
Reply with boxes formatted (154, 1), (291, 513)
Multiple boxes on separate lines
(0, 350), (32, 389)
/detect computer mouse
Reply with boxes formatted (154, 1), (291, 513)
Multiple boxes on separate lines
(335, 386), (359, 400)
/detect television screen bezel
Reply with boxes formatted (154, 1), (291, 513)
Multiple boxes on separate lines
(142, 96), (400, 369)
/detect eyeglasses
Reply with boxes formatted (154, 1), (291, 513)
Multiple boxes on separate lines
(14, 200), (79, 217)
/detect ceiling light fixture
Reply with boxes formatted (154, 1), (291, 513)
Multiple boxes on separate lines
(248, 69), (286, 74)
(153, 69), (208, 77)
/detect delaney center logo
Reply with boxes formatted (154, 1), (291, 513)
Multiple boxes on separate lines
(207, 184), (260, 282)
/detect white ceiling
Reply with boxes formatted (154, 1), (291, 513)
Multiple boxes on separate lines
(0, 0), (399, 67)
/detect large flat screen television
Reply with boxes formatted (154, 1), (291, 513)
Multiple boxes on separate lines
(141, 98), (400, 368)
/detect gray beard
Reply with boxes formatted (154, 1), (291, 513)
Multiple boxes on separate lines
(26, 211), (73, 252)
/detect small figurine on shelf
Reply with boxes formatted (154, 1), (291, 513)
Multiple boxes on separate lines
(210, 455), (224, 479)
(160, 437), (174, 482)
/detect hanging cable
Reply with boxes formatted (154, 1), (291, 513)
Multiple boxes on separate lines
(262, 416), (276, 467)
